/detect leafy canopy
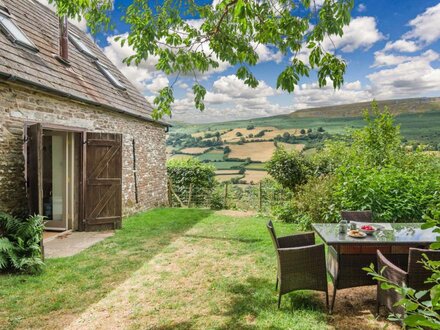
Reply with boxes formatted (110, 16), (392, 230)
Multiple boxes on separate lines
(48, 0), (353, 119)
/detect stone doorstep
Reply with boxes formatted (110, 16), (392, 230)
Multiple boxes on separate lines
(43, 231), (115, 259)
(43, 229), (73, 243)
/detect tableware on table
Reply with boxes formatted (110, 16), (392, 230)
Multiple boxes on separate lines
(349, 222), (357, 230)
(338, 220), (348, 234)
(359, 224), (377, 235)
(347, 229), (367, 238)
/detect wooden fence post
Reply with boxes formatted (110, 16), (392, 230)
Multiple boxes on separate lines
(187, 183), (193, 208)
(259, 181), (262, 212)
(224, 183), (228, 209)
(168, 178), (185, 208)
(167, 180), (173, 207)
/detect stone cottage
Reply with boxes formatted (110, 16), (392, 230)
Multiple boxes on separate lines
(0, 0), (169, 231)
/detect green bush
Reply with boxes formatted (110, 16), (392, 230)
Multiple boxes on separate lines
(271, 102), (440, 226)
(292, 175), (338, 226)
(167, 158), (216, 207)
(266, 147), (312, 191)
(333, 160), (440, 222)
(0, 213), (45, 274)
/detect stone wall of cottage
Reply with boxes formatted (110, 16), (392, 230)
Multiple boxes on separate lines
(0, 82), (168, 218)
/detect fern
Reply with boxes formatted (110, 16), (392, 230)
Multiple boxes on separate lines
(0, 213), (45, 273)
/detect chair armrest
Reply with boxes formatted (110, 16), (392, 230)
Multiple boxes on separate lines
(277, 232), (315, 248)
(377, 250), (408, 285)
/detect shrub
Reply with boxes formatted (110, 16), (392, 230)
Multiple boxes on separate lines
(167, 158), (216, 206)
(333, 160), (440, 222)
(266, 147), (312, 191)
(0, 213), (45, 274)
(283, 175), (338, 228)
(247, 124), (255, 130)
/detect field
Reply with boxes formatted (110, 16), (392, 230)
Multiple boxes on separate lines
(180, 147), (210, 154)
(211, 161), (245, 170)
(168, 97), (440, 186)
(243, 170), (269, 183)
(229, 142), (276, 162)
(172, 98), (440, 145)
(215, 170), (240, 175)
(278, 142), (305, 152)
(169, 154), (193, 160)
(197, 150), (224, 161)
(244, 163), (266, 170)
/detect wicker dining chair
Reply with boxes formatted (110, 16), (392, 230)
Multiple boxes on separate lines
(341, 210), (373, 222)
(267, 220), (329, 310)
(376, 248), (440, 315)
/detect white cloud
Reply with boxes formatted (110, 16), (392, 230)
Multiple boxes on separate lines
(169, 75), (287, 122)
(252, 43), (283, 64)
(102, 34), (159, 93)
(383, 39), (420, 53)
(357, 4), (367, 13)
(403, 3), (440, 45)
(146, 75), (170, 93)
(323, 16), (384, 53)
(372, 51), (410, 68)
(291, 79), (372, 110)
(368, 50), (440, 99)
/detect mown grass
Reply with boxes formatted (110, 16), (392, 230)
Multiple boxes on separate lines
(1, 209), (393, 329)
(0, 209), (212, 329)
(65, 210), (328, 330)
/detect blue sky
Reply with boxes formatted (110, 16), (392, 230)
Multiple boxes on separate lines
(41, 0), (440, 123)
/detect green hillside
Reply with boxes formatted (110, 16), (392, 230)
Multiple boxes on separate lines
(167, 97), (440, 184)
(171, 97), (440, 145)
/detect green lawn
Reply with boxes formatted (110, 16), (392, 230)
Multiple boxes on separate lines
(0, 209), (393, 329)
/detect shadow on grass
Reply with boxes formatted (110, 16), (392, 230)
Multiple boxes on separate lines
(0, 208), (213, 329)
(218, 276), (326, 329)
(183, 234), (263, 243)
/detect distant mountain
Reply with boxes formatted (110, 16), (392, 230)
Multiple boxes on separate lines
(287, 97), (440, 119)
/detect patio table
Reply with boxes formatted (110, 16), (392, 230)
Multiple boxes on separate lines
(311, 222), (437, 313)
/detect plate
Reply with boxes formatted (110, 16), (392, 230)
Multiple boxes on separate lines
(348, 230), (367, 238)
(359, 225), (377, 235)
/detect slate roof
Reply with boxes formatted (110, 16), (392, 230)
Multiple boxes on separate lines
(0, 0), (166, 125)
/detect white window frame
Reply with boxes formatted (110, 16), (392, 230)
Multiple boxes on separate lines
(0, 10), (38, 52)
(68, 33), (98, 60)
(95, 61), (126, 91)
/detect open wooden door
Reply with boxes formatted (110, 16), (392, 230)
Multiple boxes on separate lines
(83, 133), (122, 231)
(26, 123), (43, 215)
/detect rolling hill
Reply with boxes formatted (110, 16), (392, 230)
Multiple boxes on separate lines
(168, 97), (440, 184)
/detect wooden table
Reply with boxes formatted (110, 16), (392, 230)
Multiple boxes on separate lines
(312, 223), (436, 313)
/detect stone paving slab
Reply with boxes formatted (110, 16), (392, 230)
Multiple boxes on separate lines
(44, 231), (114, 258)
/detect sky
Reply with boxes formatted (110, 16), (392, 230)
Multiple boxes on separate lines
(39, 0), (440, 123)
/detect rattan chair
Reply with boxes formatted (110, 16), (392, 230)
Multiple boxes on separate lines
(376, 248), (440, 315)
(267, 220), (329, 310)
(341, 210), (373, 222)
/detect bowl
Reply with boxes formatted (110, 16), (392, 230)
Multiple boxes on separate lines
(359, 225), (377, 235)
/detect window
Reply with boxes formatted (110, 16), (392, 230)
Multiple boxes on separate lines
(95, 61), (126, 90)
(69, 33), (98, 60)
(0, 10), (38, 52)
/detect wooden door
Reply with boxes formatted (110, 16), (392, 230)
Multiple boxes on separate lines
(84, 133), (122, 231)
(26, 123), (43, 215)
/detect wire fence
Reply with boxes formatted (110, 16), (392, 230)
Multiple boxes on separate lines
(168, 179), (292, 212)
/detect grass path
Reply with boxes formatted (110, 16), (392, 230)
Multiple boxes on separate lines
(1, 209), (398, 329)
